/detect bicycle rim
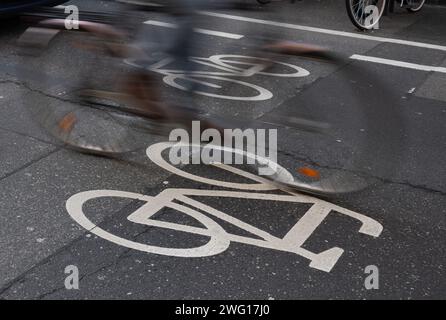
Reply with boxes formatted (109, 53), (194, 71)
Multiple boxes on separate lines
(18, 22), (164, 155)
(346, 0), (386, 30)
(407, 0), (425, 12)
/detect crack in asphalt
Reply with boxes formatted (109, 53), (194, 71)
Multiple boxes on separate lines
(4, 225), (157, 299)
(35, 247), (135, 300)
(0, 197), (152, 299)
(0, 79), (70, 104)
(277, 148), (446, 196)
(0, 145), (61, 182)
(0, 233), (88, 298)
(0, 124), (58, 146)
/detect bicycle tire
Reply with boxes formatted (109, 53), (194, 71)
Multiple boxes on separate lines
(16, 3), (283, 155)
(346, 0), (387, 31)
(17, 14), (162, 156)
(136, 46), (406, 196)
(406, 0), (425, 12)
(258, 53), (404, 196)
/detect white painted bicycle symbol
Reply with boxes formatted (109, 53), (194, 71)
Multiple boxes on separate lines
(67, 142), (383, 272)
(125, 54), (310, 101)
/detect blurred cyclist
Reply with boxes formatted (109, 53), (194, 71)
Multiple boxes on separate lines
(117, 0), (326, 128)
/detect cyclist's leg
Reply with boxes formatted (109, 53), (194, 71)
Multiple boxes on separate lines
(166, 0), (210, 91)
(119, 1), (204, 119)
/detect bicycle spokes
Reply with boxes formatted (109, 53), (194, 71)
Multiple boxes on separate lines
(347, 0), (386, 30)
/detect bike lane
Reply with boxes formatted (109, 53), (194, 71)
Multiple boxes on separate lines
(2, 59), (444, 299)
(0, 139), (444, 299)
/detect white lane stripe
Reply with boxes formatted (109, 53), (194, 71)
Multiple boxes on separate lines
(350, 54), (446, 73)
(144, 20), (176, 28)
(200, 11), (446, 52)
(144, 20), (244, 39)
(117, 0), (162, 6)
(194, 28), (243, 39)
(54, 4), (446, 73)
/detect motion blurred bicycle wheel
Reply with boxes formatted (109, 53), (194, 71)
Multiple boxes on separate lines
(16, 1), (406, 196)
(143, 54), (406, 196)
(254, 53), (406, 196)
(136, 0), (406, 196)
(16, 7), (172, 156)
(15, 2), (266, 156)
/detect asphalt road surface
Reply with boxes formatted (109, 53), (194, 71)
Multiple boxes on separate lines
(0, 0), (445, 299)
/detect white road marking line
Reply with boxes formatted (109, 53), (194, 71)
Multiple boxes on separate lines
(143, 20), (177, 28)
(117, 0), (162, 6)
(144, 20), (244, 39)
(194, 27), (243, 39)
(350, 54), (446, 73)
(200, 11), (446, 52)
(64, 1), (445, 51)
(55, 4), (446, 72)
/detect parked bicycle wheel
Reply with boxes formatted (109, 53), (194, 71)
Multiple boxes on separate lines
(406, 0), (425, 12)
(346, 0), (387, 30)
